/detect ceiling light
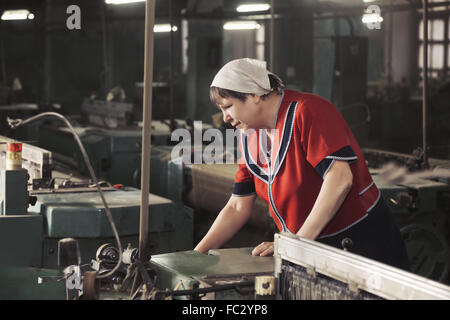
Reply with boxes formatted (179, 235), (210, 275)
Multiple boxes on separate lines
(105, 0), (146, 5)
(1, 9), (33, 21)
(236, 3), (270, 13)
(223, 21), (261, 30)
(154, 24), (178, 33)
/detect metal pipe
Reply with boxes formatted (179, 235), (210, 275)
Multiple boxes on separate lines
(43, 0), (52, 103)
(139, 0), (156, 264)
(169, 0), (175, 131)
(387, 0), (393, 91)
(100, 1), (110, 94)
(422, 0), (428, 167)
(270, 0), (274, 72)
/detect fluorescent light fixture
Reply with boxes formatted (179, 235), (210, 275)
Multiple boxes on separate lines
(154, 24), (178, 32)
(236, 3), (270, 12)
(362, 13), (383, 24)
(1, 9), (34, 21)
(105, 0), (145, 5)
(223, 21), (260, 30)
(363, 0), (377, 3)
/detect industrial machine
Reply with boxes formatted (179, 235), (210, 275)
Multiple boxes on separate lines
(1, 136), (450, 300)
(274, 232), (450, 300)
(1, 109), (449, 299)
(36, 117), (212, 197)
(0, 136), (193, 267)
(0, 136), (193, 299)
(54, 232), (450, 300)
(363, 148), (450, 283)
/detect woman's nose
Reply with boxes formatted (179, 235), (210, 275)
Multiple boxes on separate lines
(222, 111), (231, 123)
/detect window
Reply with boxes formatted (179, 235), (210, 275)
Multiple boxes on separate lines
(418, 1), (450, 80)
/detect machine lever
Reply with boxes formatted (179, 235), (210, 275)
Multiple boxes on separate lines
(37, 275), (66, 284)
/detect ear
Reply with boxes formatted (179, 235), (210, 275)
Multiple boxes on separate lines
(250, 94), (261, 104)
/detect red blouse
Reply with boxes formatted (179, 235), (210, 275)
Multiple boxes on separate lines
(233, 90), (380, 238)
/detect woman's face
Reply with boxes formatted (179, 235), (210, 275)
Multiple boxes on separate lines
(216, 95), (262, 132)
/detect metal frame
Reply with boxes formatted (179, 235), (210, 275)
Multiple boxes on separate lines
(0, 135), (52, 180)
(274, 232), (450, 300)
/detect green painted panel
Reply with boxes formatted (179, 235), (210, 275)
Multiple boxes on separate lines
(29, 189), (177, 237)
(0, 215), (43, 268)
(0, 267), (65, 300)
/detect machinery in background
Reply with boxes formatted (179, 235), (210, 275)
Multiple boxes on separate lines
(81, 98), (134, 129)
(36, 115), (212, 196)
(0, 138), (193, 299)
(331, 36), (370, 147)
(362, 148), (450, 283)
(0, 78), (62, 141)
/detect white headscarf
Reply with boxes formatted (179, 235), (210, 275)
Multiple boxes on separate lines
(211, 58), (281, 96)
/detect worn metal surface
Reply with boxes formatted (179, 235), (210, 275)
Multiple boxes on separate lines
(149, 247), (274, 300)
(274, 233), (450, 300)
(24, 188), (193, 268)
(28, 189), (175, 237)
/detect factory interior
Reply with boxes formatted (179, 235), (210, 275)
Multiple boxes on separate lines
(0, 0), (449, 301)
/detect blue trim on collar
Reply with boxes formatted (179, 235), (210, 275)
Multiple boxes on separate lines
(243, 134), (269, 183)
(272, 101), (298, 179)
(241, 100), (297, 184)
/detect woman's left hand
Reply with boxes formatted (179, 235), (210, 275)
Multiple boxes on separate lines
(251, 241), (274, 256)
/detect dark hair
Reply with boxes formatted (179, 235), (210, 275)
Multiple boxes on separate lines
(210, 73), (284, 106)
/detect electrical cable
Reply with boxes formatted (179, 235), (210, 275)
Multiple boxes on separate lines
(7, 112), (122, 279)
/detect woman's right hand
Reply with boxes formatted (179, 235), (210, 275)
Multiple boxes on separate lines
(251, 242), (274, 256)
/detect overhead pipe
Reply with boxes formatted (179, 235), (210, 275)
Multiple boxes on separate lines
(270, 0), (274, 72)
(169, 0), (175, 131)
(422, 0), (428, 167)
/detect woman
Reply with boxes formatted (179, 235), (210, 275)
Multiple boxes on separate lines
(194, 58), (410, 271)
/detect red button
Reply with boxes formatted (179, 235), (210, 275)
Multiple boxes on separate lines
(7, 143), (22, 152)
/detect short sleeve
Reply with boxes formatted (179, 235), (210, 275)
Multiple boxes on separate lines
(233, 137), (256, 196)
(233, 162), (256, 196)
(297, 96), (358, 179)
